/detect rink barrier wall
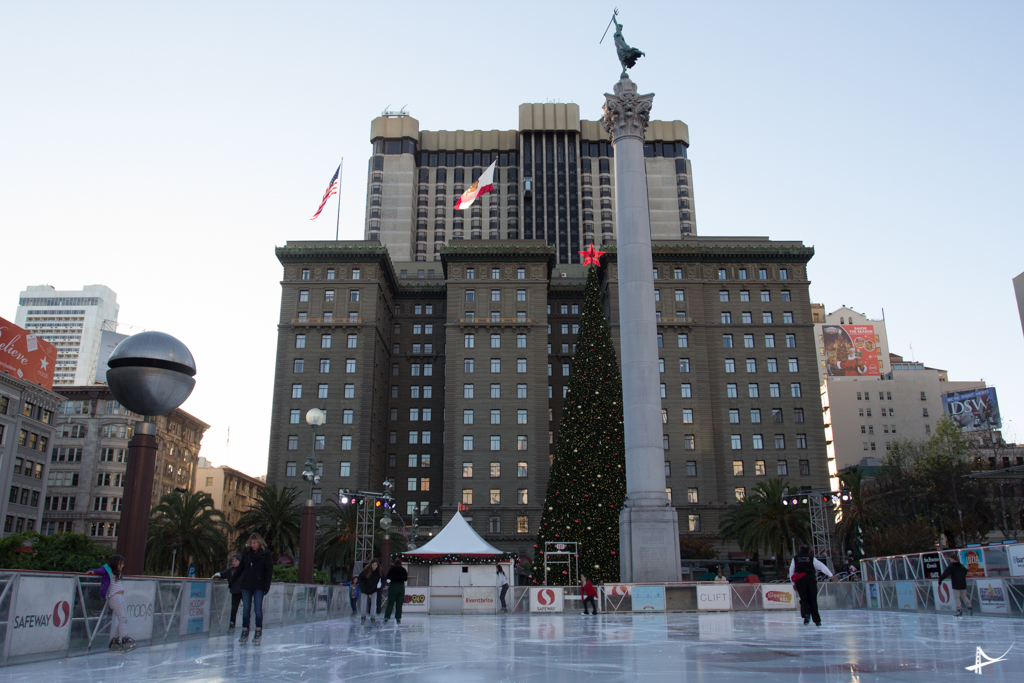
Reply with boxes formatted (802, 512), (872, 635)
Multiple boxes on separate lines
(0, 571), (345, 667)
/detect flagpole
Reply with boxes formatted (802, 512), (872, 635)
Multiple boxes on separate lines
(335, 157), (344, 241)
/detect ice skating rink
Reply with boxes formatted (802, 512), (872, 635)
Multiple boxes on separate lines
(3, 610), (1021, 682)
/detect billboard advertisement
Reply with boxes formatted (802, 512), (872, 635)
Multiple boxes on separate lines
(529, 586), (564, 613)
(9, 576), (76, 657)
(0, 315), (57, 389)
(960, 549), (986, 578)
(761, 584), (798, 609)
(1006, 544), (1024, 577)
(823, 324), (880, 377)
(942, 387), (1002, 432)
(976, 578), (1009, 614)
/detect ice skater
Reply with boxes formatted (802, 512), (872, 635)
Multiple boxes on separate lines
(581, 573), (598, 615)
(497, 565), (510, 613)
(348, 579), (361, 616)
(87, 554), (136, 652)
(789, 545), (837, 626)
(212, 553), (243, 633)
(238, 533), (274, 645)
(938, 555), (972, 617)
(383, 558), (408, 625)
(358, 559), (384, 625)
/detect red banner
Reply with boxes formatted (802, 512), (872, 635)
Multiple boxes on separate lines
(0, 315), (57, 389)
(823, 324), (880, 377)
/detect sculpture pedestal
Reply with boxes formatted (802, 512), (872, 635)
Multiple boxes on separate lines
(299, 500), (316, 584)
(116, 420), (158, 576)
(605, 75), (682, 583)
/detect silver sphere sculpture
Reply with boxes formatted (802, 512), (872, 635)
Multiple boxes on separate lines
(106, 331), (197, 416)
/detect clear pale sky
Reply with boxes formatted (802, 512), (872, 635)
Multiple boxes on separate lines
(2, 2), (1022, 477)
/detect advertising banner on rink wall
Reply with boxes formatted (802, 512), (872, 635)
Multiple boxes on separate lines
(9, 576), (76, 657)
(403, 588), (430, 613)
(976, 579), (1008, 614)
(697, 584), (731, 611)
(1007, 544), (1024, 577)
(530, 586), (564, 613)
(942, 387), (1002, 432)
(823, 324), (880, 377)
(761, 584), (798, 609)
(0, 315), (57, 389)
(113, 580), (156, 641)
(179, 582), (210, 635)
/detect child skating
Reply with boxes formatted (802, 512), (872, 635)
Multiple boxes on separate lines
(87, 554), (136, 652)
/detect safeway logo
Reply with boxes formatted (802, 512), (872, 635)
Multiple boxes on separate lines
(764, 591), (792, 603)
(536, 589), (556, 606)
(53, 601), (71, 627)
(937, 583), (951, 602)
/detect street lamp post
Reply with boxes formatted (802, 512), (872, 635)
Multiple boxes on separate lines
(380, 480), (395, 575)
(299, 408), (325, 584)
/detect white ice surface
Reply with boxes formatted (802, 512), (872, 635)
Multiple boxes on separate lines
(3, 610), (1022, 682)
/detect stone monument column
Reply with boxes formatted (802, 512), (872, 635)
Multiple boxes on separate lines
(604, 76), (682, 583)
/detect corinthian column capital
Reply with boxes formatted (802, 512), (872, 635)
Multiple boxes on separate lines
(602, 77), (654, 142)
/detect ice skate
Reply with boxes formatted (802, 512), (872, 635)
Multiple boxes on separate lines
(253, 628), (262, 646)
(968, 605), (973, 616)
(108, 637), (123, 652)
(370, 616), (377, 626)
(120, 636), (137, 652)
(227, 624), (235, 635)
(383, 619), (389, 626)
(360, 615), (366, 625)
(239, 627), (249, 644)
(955, 610), (962, 618)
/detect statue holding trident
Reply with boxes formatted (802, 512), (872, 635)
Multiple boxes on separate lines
(600, 8), (645, 78)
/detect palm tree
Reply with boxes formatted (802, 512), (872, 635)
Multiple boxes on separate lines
(234, 485), (301, 559)
(146, 491), (231, 576)
(315, 500), (357, 576)
(719, 479), (810, 570)
(837, 468), (873, 559)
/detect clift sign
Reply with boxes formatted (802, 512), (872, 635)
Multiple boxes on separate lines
(0, 315), (57, 389)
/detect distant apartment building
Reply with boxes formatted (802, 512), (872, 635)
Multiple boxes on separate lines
(823, 352), (986, 472)
(42, 385), (209, 547)
(0, 374), (63, 536)
(1014, 271), (1024, 338)
(195, 458), (265, 530)
(16, 285), (119, 386)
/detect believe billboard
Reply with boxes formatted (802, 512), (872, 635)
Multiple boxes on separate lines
(942, 387), (1001, 432)
(0, 315), (57, 389)
(823, 324), (880, 377)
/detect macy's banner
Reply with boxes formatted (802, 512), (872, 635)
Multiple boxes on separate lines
(0, 315), (56, 389)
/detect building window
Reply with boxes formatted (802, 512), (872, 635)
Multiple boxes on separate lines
(291, 384), (302, 399)
(731, 434), (742, 450)
(733, 460), (744, 476)
(679, 358), (690, 373)
(684, 435), (695, 450)
(464, 384), (474, 399)
(790, 383), (802, 397)
(491, 358), (501, 373)
(462, 489), (473, 505)
(678, 333), (688, 348)
(735, 487), (746, 501)
(727, 384), (738, 398)
(463, 436), (474, 451)
(799, 459), (810, 476)
(769, 383), (781, 398)
(721, 312), (732, 324)
(490, 436), (501, 451)
(687, 487), (699, 503)
(725, 359), (736, 373)
(752, 434), (764, 449)
(346, 359), (356, 373)
(491, 334), (501, 348)
(688, 515), (701, 532)
(290, 409), (300, 424)
(775, 434), (786, 449)
(517, 489), (528, 504)
(723, 334), (733, 348)
(295, 334), (306, 348)
(287, 436), (298, 451)
(754, 460), (766, 476)
(517, 516), (529, 533)
(341, 436), (352, 450)
(490, 384), (501, 398)
(777, 460), (788, 475)
(681, 383), (691, 398)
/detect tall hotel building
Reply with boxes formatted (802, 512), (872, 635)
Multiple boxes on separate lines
(16, 285), (119, 386)
(266, 104), (830, 556)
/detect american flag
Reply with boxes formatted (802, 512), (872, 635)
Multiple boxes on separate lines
(310, 165), (340, 220)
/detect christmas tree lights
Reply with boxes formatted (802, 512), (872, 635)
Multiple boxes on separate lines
(534, 264), (626, 585)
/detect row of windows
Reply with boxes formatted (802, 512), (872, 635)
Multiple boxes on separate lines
(93, 496), (122, 512)
(460, 384), (529, 399)
(460, 435), (529, 451)
(723, 334), (797, 348)
(12, 457), (44, 479)
(8, 486), (40, 507)
(462, 358), (530, 374)
(294, 334), (358, 349)
(720, 358), (801, 373)
(729, 434), (809, 450)
(461, 462), (529, 477)
(463, 409), (529, 424)
(47, 471), (79, 487)
(298, 268), (360, 280)
(17, 429), (48, 452)
(286, 435), (354, 451)
(463, 267), (529, 280)
(460, 488), (529, 505)
(719, 311), (795, 324)
(44, 495), (76, 511)
(4, 516), (36, 533)
(464, 289), (531, 302)
(297, 288), (360, 303)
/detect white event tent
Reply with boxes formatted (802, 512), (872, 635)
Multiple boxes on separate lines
(402, 512), (513, 588)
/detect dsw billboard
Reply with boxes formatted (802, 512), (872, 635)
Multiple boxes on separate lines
(0, 315), (57, 389)
(942, 387), (1001, 432)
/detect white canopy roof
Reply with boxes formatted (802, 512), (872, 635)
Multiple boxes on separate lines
(404, 511), (505, 555)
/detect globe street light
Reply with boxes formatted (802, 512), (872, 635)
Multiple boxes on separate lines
(299, 407), (325, 584)
(105, 331), (196, 576)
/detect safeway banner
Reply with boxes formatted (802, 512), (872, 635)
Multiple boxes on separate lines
(0, 315), (56, 389)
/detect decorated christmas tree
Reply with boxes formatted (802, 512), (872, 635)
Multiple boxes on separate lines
(534, 256), (626, 585)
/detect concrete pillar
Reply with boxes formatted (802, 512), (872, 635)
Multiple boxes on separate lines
(117, 420), (158, 576)
(603, 76), (681, 583)
(299, 500), (316, 584)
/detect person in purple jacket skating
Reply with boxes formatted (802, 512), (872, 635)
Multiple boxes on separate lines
(87, 554), (136, 652)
